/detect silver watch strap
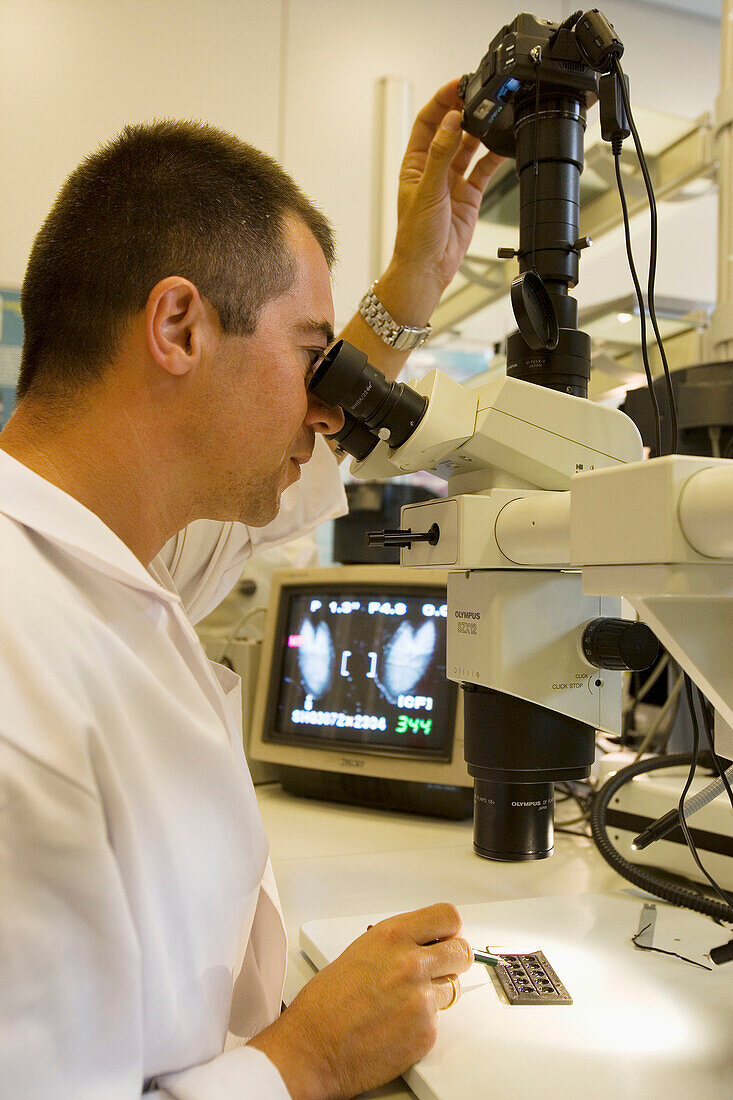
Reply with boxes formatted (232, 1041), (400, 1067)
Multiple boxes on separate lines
(358, 284), (432, 351)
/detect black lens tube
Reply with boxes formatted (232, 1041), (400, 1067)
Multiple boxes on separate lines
(506, 91), (592, 397)
(462, 683), (595, 861)
(473, 780), (555, 861)
(309, 340), (428, 456)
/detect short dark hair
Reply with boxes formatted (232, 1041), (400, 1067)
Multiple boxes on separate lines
(17, 119), (336, 400)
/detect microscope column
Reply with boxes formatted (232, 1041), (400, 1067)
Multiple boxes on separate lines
(506, 91), (592, 397)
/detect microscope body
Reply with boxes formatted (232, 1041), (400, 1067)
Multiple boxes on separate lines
(352, 375), (733, 859)
(354, 370), (640, 719)
(310, 8), (733, 860)
(351, 374), (648, 860)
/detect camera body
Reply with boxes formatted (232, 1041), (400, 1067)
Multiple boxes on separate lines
(459, 13), (600, 157)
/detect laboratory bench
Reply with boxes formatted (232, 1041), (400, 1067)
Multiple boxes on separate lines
(256, 783), (624, 1099)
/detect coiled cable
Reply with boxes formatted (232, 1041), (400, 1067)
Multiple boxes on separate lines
(590, 752), (733, 922)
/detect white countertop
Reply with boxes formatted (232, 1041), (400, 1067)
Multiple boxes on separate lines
(256, 783), (624, 1098)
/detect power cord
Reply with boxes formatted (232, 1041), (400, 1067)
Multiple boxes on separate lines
(623, 652), (669, 716)
(530, 48), (542, 272)
(601, 64), (679, 455)
(675, 676), (733, 914)
(612, 57), (679, 455)
(555, 779), (594, 838)
(611, 144), (663, 457)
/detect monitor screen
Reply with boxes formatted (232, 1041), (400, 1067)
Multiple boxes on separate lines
(263, 583), (456, 760)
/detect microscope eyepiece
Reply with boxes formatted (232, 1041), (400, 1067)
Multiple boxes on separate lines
(326, 412), (380, 462)
(309, 340), (428, 460)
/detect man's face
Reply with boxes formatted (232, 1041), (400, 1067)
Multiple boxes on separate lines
(201, 217), (343, 526)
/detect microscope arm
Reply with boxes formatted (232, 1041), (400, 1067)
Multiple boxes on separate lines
(495, 458), (733, 754)
(572, 459), (733, 757)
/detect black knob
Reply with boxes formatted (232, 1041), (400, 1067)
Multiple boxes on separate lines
(367, 524), (440, 549)
(710, 939), (733, 966)
(581, 618), (659, 672)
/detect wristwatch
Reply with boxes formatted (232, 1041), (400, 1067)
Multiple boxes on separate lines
(358, 284), (432, 351)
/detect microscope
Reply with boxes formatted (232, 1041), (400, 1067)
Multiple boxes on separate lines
(310, 10), (733, 865)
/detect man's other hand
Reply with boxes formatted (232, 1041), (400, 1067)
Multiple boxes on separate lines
(384, 79), (505, 325)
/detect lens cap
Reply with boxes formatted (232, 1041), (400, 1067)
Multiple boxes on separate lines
(510, 271), (559, 351)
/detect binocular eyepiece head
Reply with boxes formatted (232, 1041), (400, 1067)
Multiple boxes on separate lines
(309, 340), (427, 461)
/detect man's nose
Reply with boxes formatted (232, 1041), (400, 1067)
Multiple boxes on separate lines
(306, 391), (345, 436)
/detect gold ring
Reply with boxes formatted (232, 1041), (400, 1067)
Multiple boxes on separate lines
(440, 974), (460, 1011)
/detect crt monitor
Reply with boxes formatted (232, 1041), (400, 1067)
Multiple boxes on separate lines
(248, 565), (470, 817)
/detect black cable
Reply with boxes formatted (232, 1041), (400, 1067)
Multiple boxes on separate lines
(677, 676), (733, 912)
(696, 683), (733, 813)
(556, 780), (594, 818)
(613, 57), (679, 455)
(695, 699), (733, 964)
(631, 925), (712, 970)
(531, 55), (541, 271)
(612, 148), (663, 457)
(657, 690), (683, 755)
(590, 752), (733, 922)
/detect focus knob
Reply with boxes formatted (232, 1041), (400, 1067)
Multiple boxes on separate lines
(367, 523), (440, 549)
(581, 618), (659, 671)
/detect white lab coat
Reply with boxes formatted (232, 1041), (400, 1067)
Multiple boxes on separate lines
(0, 439), (347, 1099)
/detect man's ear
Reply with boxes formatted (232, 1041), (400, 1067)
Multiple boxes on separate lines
(145, 277), (211, 377)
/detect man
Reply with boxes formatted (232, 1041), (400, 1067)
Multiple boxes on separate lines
(0, 83), (501, 1098)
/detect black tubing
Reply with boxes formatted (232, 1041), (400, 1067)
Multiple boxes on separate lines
(590, 753), (733, 921)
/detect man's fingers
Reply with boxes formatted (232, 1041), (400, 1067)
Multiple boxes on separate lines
(465, 150), (506, 196)
(434, 974), (461, 1012)
(411, 80), (464, 135)
(424, 936), (473, 979)
(417, 112), (465, 198)
(425, 77), (464, 114)
(382, 902), (463, 946)
(449, 132), (483, 180)
(404, 79), (465, 156)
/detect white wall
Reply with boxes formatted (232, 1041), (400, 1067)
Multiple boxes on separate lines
(0, 0), (723, 341)
(0, 0), (284, 282)
(280, 0), (569, 325)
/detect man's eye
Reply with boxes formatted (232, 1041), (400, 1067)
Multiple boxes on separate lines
(306, 349), (326, 385)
